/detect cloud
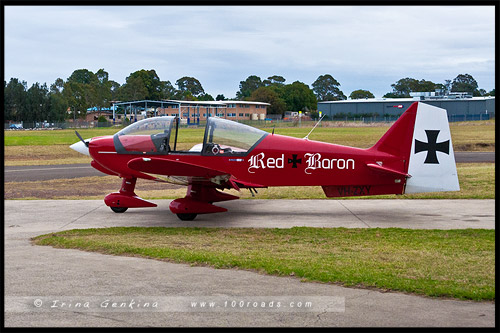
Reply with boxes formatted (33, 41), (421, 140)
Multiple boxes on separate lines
(4, 5), (495, 98)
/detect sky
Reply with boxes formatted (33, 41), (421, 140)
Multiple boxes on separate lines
(3, 5), (496, 99)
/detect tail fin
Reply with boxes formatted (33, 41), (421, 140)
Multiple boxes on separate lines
(370, 102), (460, 194)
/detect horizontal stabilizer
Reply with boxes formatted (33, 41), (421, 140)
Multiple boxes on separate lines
(365, 163), (410, 178)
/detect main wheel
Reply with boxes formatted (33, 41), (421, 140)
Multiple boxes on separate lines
(176, 213), (197, 221)
(111, 206), (128, 213)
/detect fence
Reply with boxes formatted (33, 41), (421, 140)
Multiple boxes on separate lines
(4, 121), (120, 130)
(4, 113), (494, 130)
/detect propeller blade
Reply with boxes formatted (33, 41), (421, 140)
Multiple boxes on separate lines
(75, 130), (89, 147)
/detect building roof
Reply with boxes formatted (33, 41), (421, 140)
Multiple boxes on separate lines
(167, 100), (270, 106)
(111, 99), (270, 107)
(318, 96), (495, 104)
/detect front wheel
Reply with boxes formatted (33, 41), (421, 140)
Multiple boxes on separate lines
(111, 206), (128, 213)
(176, 213), (197, 221)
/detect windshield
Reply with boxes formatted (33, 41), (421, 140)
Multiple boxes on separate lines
(116, 116), (175, 136)
(203, 117), (267, 155)
(114, 116), (175, 154)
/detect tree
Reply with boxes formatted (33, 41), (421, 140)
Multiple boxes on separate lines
(282, 81), (318, 112)
(417, 79), (438, 92)
(159, 80), (176, 100)
(444, 79), (452, 94)
(451, 74), (479, 96)
(249, 86), (286, 115)
(4, 78), (27, 121)
(48, 90), (67, 121)
(197, 93), (214, 101)
(386, 77), (419, 97)
(175, 76), (205, 97)
(349, 89), (375, 99)
(124, 69), (163, 100)
(118, 76), (148, 101)
(236, 75), (263, 100)
(67, 69), (98, 86)
(312, 74), (346, 101)
(63, 80), (88, 120)
(263, 75), (286, 87)
(25, 83), (50, 122)
(384, 77), (439, 98)
(48, 77), (68, 121)
(109, 80), (121, 100)
(94, 69), (113, 109)
(215, 94), (226, 101)
(64, 69), (103, 117)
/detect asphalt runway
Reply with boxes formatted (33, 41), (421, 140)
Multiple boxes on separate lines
(4, 199), (495, 327)
(3, 151), (495, 182)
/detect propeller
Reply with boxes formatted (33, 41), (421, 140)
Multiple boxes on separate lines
(75, 130), (89, 147)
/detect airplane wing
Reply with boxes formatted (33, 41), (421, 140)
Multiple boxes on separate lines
(127, 157), (266, 190)
(127, 157), (231, 186)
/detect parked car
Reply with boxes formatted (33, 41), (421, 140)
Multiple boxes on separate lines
(9, 124), (23, 129)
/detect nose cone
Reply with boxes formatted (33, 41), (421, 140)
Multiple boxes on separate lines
(70, 140), (90, 156)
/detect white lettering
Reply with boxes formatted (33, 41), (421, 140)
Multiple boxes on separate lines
(248, 153), (285, 173)
(305, 153), (354, 174)
(248, 152), (266, 173)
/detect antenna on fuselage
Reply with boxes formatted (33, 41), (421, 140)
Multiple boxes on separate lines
(304, 114), (325, 140)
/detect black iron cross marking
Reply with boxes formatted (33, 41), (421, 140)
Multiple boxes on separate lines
(414, 130), (450, 164)
(287, 154), (302, 168)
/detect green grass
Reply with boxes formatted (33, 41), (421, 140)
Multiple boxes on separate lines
(4, 120), (495, 151)
(32, 227), (495, 301)
(3, 127), (119, 146)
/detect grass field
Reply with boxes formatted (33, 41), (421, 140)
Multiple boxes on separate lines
(4, 119), (495, 166)
(32, 227), (495, 301)
(4, 163), (494, 200)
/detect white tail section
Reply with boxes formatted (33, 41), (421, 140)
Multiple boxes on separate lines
(405, 103), (460, 194)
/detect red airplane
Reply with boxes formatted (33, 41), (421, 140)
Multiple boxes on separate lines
(70, 102), (459, 220)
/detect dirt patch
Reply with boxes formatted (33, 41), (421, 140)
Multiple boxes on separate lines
(4, 176), (184, 200)
(454, 143), (495, 152)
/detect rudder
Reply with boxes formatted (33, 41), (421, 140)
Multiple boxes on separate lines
(369, 102), (459, 194)
(405, 103), (460, 193)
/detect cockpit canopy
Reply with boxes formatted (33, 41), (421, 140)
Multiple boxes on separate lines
(114, 117), (175, 154)
(113, 116), (267, 155)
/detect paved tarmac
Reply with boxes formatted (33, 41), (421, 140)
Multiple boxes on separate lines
(4, 199), (495, 327)
(4, 151), (495, 182)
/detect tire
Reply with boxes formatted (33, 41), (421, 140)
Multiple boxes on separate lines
(111, 206), (128, 213)
(176, 213), (197, 221)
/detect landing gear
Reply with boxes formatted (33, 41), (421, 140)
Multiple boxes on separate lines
(111, 206), (128, 213)
(169, 184), (239, 221)
(176, 213), (198, 221)
(104, 177), (157, 213)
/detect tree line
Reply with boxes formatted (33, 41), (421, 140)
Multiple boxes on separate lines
(4, 69), (494, 123)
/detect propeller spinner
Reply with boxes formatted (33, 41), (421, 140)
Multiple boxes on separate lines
(70, 131), (90, 156)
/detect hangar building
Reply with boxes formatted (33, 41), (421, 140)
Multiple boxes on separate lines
(109, 100), (269, 124)
(318, 95), (495, 122)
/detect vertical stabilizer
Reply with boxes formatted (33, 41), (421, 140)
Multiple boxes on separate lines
(404, 103), (460, 193)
